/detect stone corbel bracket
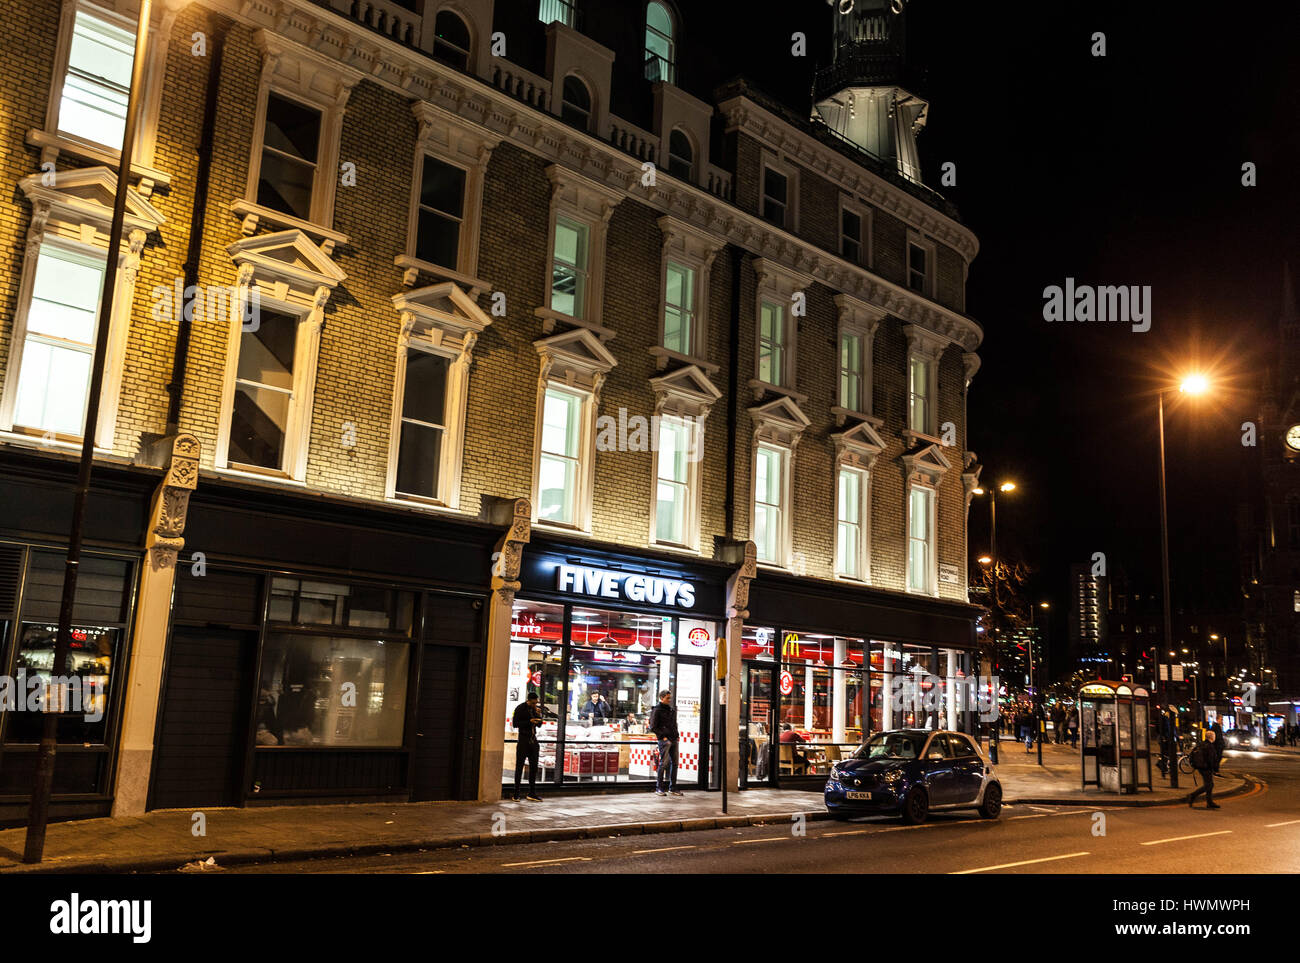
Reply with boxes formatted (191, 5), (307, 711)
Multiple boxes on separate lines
(490, 497), (532, 604)
(146, 433), (200, 570)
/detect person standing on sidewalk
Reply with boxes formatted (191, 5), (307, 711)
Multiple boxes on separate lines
(1187, 730), (1220, 809)
(1068, 710), (1079, 748)
(1210, 721), (1224, 774)
(511, 693), (543, 802)
(649, 689), (682, 796)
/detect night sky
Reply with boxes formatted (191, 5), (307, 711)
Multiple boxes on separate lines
(690, 1), (1300, 654)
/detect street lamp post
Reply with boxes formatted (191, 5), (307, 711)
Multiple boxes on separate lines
(973, 481), (1017, 765)
(1030, 601), (1049, 766)
(22, 0), (153, 865)
(1154, 374), (1209, 788)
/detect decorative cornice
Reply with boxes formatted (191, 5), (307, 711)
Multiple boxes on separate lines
(201, 0), (982, 353)
(718, 93), (978, 263)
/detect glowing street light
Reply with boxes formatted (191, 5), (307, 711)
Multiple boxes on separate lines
(1180, 374), (1209, 395)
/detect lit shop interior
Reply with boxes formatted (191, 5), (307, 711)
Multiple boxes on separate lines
(740, 625), (978, 784)
(503, 600), (719, 788)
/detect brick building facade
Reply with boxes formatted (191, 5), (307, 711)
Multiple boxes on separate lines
(0, 0), (985, 820)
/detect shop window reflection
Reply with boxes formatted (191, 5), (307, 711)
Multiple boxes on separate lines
(255, 633), (409, 747)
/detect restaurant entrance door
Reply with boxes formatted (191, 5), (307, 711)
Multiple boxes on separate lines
(742, 663), (774, 785)
(674, 658), (710, 789)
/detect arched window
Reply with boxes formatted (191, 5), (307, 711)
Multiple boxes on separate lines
(667, 128), (693, 180)
(644, 1), (676, 84)
(560, 74), (592, 131)
(432, 10), (471, 72)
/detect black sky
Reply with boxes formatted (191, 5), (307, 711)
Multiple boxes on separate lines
(693, 1), (1300, 647)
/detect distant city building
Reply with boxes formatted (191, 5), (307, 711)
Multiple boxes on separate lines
(1069, 563), (1110, 676)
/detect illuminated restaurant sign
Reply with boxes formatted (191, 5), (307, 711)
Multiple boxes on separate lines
(555, 564), (696, 609)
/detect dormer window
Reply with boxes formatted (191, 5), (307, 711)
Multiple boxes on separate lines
(560, 74), (593, 132)
(668, 128), (694, 180)
(432, 11), (472, 72)
(645, 1), (677, 84)
(540, 0), (576, 27)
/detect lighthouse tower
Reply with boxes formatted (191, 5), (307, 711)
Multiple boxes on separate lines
(813, 0), (928, 183)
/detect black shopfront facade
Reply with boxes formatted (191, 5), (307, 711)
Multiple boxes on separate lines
(149, 478), (500, 810)
(0, 450), (151, 826)
(739, 569), (983, 789)
(506, 536), (732, 792)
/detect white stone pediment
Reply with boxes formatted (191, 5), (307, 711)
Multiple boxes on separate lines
(227, 229), (347, 292)
(750, 394), (811, 447)
(902, 442), (952, 483)
(536, 327), (618, 394)
(649, 364), (722, 417)
(833, 420), (888, 470)
(20, 166), (165, 237)
(393, 281), (494, 344)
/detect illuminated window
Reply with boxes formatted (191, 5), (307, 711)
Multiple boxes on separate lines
(754, 443), (788, 564)
(644, 1), (676, 84)
(11, 242), (106, 437)
(57, 7), (134, 148)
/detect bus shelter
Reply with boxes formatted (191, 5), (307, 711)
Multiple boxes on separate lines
(1079, 681), (1152, 794)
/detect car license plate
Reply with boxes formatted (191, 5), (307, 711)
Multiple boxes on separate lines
(845, 791), (872, 800)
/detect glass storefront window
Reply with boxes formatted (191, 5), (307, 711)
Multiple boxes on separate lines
(570, 606), (673, 652)
(256, 633), (409, 747)
(502, 599), (717, 786)
(5, 621), (118, 744)
(268, 577), (415, 633)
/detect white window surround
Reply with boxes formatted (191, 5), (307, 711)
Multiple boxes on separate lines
(835, 466), (870, 582)
(0, 167), (163, 450)
(400, 101), (500, 291)
(839, 197), (873, 269)
(759, 151), (799, 232)
(532, 328), (618, 532)
(649, 215), (724, 373)
(901, 443), (951, 597)
(535, 165), (622, 336)
(831, 293), (886, 426)
(906, 229), (937, 300)
(906, 483), (937, 596)
(749, 395), (810, 570)
(30, 0), (175, 196)
(385, 282), (493, 510)
(831, 420), (886, 584)
(748, 258), (812, 402)
(902, 323), (949, 445)
(648, 364), (721, 552)
(233, 30), (363, 249)
(213, 230), (347, 482)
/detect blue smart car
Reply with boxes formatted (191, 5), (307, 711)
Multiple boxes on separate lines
(824, 729), (1002, 823)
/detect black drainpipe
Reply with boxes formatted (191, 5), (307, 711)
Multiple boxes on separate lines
(165, 16), (230, 433)
(724, 245), (744, 540)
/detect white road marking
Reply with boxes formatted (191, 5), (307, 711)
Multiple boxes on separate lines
(952, 852), (1090, 874)
(1140, 830), (1232, 847)
(412, 870), (445, 874)
(500, 856), (593, 867)
(821, 829), (872, 837)
(732, 836), (788, 845)
(631, 845), (696, 854)
(1265, 819), (1300, 828)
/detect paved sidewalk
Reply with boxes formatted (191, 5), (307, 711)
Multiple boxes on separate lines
(981, 736), (1243, 804)
(0, 740), (1251, 874)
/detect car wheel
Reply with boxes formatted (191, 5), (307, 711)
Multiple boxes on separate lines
(901, 786), (928, 824)
(978, 781), (1002, 819)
